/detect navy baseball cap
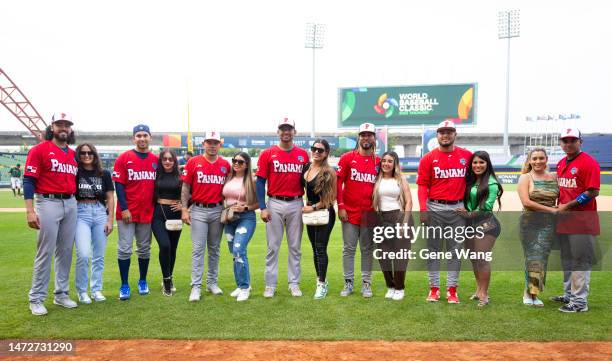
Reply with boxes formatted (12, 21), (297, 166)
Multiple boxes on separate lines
(133, 124), (151, 135)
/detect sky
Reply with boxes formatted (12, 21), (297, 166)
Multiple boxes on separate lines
(1, 0), (611, 135)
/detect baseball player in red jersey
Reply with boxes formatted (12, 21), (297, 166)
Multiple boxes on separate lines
(113, 124), (158, 300)
(24, 113), (79, 315)
(336, 122), (380, 298)
(417, 120), (472, 303)
(551, 128), (600, 313)
(256, 118), (309, 298)
(181, 131), (230, 302)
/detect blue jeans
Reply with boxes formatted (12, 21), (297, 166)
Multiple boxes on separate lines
(75, 202), (108, 293)
(224, 211), (256, 289)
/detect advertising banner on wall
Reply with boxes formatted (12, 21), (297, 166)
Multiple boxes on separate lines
(339, 83), (477, 127)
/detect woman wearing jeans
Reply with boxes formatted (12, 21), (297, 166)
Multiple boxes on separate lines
(75, 143), (115, 304)
(223, 152), (259, 302)
(152, 149), (183, 296)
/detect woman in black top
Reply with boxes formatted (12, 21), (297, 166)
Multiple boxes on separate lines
(152, 149), (183, 296)
(74, 143), (115, 304)
(301, 139), (337, 299)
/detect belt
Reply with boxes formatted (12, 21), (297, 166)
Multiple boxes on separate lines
(269, 195), (302, 202)
(428, 199), (462, 205)
(40, 193), (73, 199)
(194, 202), (222, 208)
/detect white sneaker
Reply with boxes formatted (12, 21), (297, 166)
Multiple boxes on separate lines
(53, 295), (78, 308)
(289, 285), (303, 297)
(189, 286), (201, 302)
(78, 292), (92, 304)
(29, 302), (48, 316)
(91, 291), (106, 302)
(385, 288), (396, 299)
(237, 288), (250, 302)
(231, 287), (251, 298)
(206, 284), (223, 295)
(263, 286), (275, 298)
(392, 289), (405, 301)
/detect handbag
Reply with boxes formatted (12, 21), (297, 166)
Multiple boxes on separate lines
(160, 204), (183, 231)
(220, 190), (243, 224)
(302, 209), (330, 226)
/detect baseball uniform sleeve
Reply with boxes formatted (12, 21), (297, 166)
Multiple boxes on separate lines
(112, 153), (127, 185)
(24, 146), (42, 179)
(336, 153), (350, 210)
(181, 157), (194, 185)
(584, 157), (601, 191)
(255, 149), (270, 179)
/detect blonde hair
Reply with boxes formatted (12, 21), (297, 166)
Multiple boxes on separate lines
(522, 148), (548, 174)
(372, 151), (406, 212)
(225, 152), (257, 205)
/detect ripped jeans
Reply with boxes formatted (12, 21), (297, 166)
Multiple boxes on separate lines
(224, 210), (256, 289)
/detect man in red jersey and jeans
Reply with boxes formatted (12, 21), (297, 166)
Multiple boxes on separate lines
(417, 120), (472, 304)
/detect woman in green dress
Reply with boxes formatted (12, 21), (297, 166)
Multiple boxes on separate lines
(457, 151), (503, 307)
(517, 148), (559, 307)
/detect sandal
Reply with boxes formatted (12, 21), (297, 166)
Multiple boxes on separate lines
(477, 298), (489, 307)
(469, 294), (479, 301)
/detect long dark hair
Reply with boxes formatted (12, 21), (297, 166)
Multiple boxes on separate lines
(44, 125), (76, 145)
(464, 151), (503, 210)
(155, 149), (181, 201)
(310, 139), (336, 208)
(75, 143), (103, 176)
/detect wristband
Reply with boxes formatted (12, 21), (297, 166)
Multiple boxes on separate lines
(575, 192), (592, 205)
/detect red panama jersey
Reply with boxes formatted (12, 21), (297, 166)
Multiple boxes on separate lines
(556, 152), (600, 235)
(24, 140), (77, 195)
(336, 150), (381, 225)
(112, 150), (158, 223)
(182, 155), (230, 204)
(256, 145), (309, 197)
(416, 147), (472, 210)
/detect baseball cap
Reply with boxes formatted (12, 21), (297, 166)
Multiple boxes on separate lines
(358, 122), (376, 134)
(51, 112), (73, 126)
(437, 119), (456, 131)
(278, 117), (295, 129)
(133, 124), (151, 135)
(204, 130), (221, 142)
(560, 128), (581, 139)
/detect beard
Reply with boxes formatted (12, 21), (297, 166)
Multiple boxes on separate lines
(360, 141), (373, 149)
(53, 131), (69, 142)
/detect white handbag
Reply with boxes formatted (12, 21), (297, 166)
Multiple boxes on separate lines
(165, 219), (183, 231)
(302, 209), (330, 226)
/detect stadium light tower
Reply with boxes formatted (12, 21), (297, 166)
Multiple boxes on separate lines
(498, 9), (520, 156)
(305, 23), (325, 139)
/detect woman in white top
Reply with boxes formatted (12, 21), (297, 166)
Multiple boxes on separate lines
(222, 152), (259, 301)
(372, 151), (413, 300)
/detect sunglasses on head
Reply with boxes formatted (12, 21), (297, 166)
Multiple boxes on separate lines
(310, 146), (326, 154)
(80, 151), (94, 156)
(232, 159), (246, 165)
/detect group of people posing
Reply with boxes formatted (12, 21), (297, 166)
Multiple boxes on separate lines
(23, 114), (600, 316)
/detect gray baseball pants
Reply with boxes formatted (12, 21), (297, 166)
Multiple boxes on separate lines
(190, 205), (223, 288)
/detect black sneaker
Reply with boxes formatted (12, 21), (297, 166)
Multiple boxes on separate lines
(550, 295), (570, 304)
(162, 278), (173, 297)
(559, 303), (588, 313)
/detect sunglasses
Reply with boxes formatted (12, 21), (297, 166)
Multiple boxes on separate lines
(162, 157), (174, 162)
(79, 151), (94, 156)
(232, 159), (246, 165)
(310, 146), (326, 154)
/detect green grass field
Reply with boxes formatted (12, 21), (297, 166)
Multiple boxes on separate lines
(0, 210), (611, 341)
